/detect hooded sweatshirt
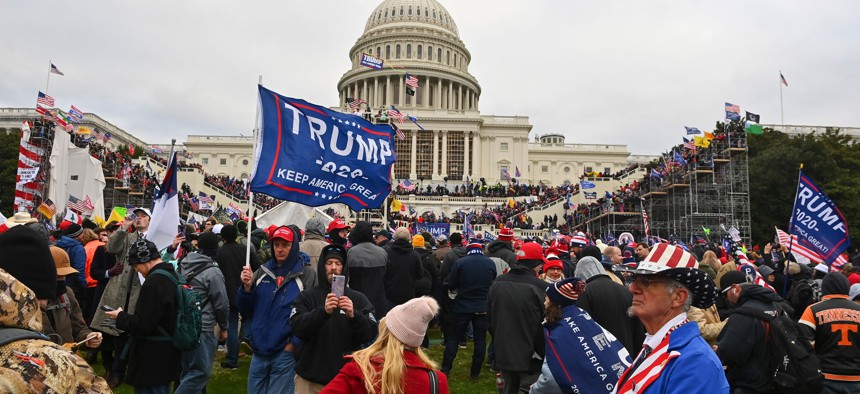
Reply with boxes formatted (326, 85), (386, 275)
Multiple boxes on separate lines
(236, 227), (308, 357)
(573, 256), (607, 281)
(0, 269), (110, 392)
(290, 247), (377, 385)
(178, 252), (229, 331)
(301, 216), (329, 271)
(486, 240), (517, 268)
(717, 284), (784, 392)
(346, 222), (388, 316)
(384, 238), (424, 305)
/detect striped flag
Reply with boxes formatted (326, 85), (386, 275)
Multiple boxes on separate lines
(780, 72), (788, 87)
(67, 195), (94, 214)
(735, 251), (775, 291)
(392, 124), (405, 139)
(641, 197), (650, 237)
(347, 97), (366, 110)
(13, 137), (45, 211)
(37, 91), (55, 107)
(776, 228), (848, 269)
(50, 63), (64, 76)
(69, 105), (84, 120)
(398, 179), (415, 191)
(388, 106), (405, 123)
(405, 73), (419, 88)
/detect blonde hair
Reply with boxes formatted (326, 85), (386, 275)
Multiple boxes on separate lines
(80, 228), (100, 245)
(352, 318), (438, 394)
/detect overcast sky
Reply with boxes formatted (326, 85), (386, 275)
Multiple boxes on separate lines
(3, 0), (859, 155)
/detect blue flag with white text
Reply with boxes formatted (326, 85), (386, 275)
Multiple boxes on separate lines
(580, 180), (596, 189)
(250, 85), (395, 211)
(791, 170), (851, 265)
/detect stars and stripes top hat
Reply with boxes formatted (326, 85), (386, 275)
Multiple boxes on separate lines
(614, 243), (718, 308)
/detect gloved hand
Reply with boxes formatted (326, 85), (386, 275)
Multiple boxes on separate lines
(108, 263), (124, 277)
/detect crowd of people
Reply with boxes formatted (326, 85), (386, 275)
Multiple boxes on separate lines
(6, 206), (860, 393)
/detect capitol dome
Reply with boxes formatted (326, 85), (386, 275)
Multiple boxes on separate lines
(364, 0), (460, 38)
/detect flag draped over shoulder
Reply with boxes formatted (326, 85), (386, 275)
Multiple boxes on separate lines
(250, 85), (395, 211)
(148, 152), (180, 250)
(790, 170), (850, 266)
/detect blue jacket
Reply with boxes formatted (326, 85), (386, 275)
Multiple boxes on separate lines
(236, 236), (306, 358)
(620, 322), (728, 394)
(55, 236), (87, 289)
(447, 249), (496, 314)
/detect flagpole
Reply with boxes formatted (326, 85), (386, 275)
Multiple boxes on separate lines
(246, 75), (263, 268)
(45, 60), (52, 95)
(783, 163), (803, 295)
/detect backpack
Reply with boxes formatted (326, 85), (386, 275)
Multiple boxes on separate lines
(0, 327), (49, 346)
(146, 269), (203, 351)
(734, 306), (823, 394)
(787, 278), (821, 319)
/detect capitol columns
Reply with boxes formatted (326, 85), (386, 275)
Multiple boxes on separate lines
(410, 129), (418, 180)
(471, 131), (481, 178)
(441, 130), (448, 178)
(432, 130), (440, 179)
(463, 131), (470, 180)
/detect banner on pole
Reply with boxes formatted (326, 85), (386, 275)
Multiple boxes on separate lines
(359, 53), (384, 70)
(790, 170), (850, 265)
(250, 85), (395, 211)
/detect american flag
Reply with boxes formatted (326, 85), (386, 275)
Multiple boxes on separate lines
(405, 74), (419, 88)
(776, 228), (847, 270)
(347, 97), (366, 110)
(388, 106), (405, 123)
(501, 168), (511, 181)
(37, 91), (55, 107)
(67, 195), (94, 214)
(393, 125), (406, 139)
(515, 166), (522, 178)
(50, 63), (64, 76)
(780, 72), (788, 87)
(641, 197), (650, 237)
(398, 179), (415, 191)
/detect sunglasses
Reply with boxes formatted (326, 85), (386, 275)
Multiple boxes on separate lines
(630, 275), (672, 289)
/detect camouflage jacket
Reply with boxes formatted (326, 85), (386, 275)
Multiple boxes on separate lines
(0, 269), (109, 393)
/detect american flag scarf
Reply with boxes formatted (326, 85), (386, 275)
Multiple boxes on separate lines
(615, 321), (688, 394)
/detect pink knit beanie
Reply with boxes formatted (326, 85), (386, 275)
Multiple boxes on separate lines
(385, 296), (439, 347)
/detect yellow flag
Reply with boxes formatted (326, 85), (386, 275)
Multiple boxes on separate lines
(704, 131), (715, 140)
(107, 206), (127, 225)
(508, 198), (515, 208)
(93, 215), (106, 228)
(76, 125), (93, 135)
(694, 136), (711, 148)
(390, 198), (402, 212)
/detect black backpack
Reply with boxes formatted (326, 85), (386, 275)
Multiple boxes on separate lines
(787, 279), (821, 319)
(734, 306), (823, 394)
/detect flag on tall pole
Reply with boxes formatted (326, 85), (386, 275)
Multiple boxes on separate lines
(641, 197), (650, 238)
(789, 169), (850, 267)
(779, 71), (788, 127)
(780, 72), (788, 87)
(50, 63), (64, 76)
(37, 92), (55, 107)
(148, 151), (181, 250)
(725, 102), (741, 121)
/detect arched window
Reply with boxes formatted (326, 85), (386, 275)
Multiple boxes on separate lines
(406, 44), (412, 59)
(385, 9), (388, 17)
(417, 45), (423, 59)
(425, 8), (428, 17)
(386, 45), (391, 59)
(408, 6), (412, 16)
(428, 46), (433, 61)
(437, 48), (442, 62)
(377, 46), (381, 57)
(396, 44), (401, 59)
(432, 9), (436, 19)
(446, 50), (450, 65)
(400, 6), (403, 16)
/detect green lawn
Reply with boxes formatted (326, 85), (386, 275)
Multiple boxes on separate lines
(93, 328), (498, 393)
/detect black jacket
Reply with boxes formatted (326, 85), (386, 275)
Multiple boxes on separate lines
(716, 284), (782, 392)
(488, 266), (546, 372)
(415, 247), (439, 296)
(576, 275), (644, 355)
(384, 239), (424, 305)
(216, 241), (261, 309)
(486, 240), (517, 268)
(346, 222), (389, 316)
(441, 246), (467, 287)
(291, 247), (377, 385)
(115, 262), (181, 386)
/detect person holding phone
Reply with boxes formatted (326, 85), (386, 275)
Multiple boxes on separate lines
(290, 244), (377, 393)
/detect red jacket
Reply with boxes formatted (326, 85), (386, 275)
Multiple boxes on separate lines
(322, 350), (448, 394)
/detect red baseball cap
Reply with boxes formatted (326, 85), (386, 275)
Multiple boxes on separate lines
(518, 242), (548, 264)
(270, 226), (294, 243)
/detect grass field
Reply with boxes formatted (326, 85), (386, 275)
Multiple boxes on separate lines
(94, 328), (498, 393)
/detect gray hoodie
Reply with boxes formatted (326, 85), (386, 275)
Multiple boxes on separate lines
(574, 256), (607, 281)
(178, 252), (229, 331)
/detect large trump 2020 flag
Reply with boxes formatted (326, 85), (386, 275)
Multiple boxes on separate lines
(148, 152), (180, 250)
(250, 85), (395, 211)
(791, 170), (850, 266)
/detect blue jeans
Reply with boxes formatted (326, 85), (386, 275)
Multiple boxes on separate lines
(442, 312), (488, 377)
(226, 307), (249, 367)
(134, 385), (170, 394)
(247, 350), (295, 394)
(176, 330), (217, 393)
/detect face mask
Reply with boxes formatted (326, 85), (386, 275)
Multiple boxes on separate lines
(56, 281), (67, 297)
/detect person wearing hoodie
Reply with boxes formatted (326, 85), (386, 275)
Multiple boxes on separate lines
(326, 218), (350, 248)
(216, 224), (261, 370)
(575, 256), (644, 355)
(413, 234), (440, 298)
(439, 232), (466, 341)
(238, 226), (315, 394)
(301, 216), (329, 272)
(291, 244), (377, 392)
(486, 227), (517, 268)
(799, 271), (860, 392)
(384, 228), (424, 310)
(716, 271), (785, 393)
(176, 232), (229, 393)
(346, 221), (389, 317)
(54, 223), (88, 312)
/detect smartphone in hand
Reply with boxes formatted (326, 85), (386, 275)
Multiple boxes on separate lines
(100, 305), (115, 312)
(177, 224), (187, 239)
(332, 275), (346, 298)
